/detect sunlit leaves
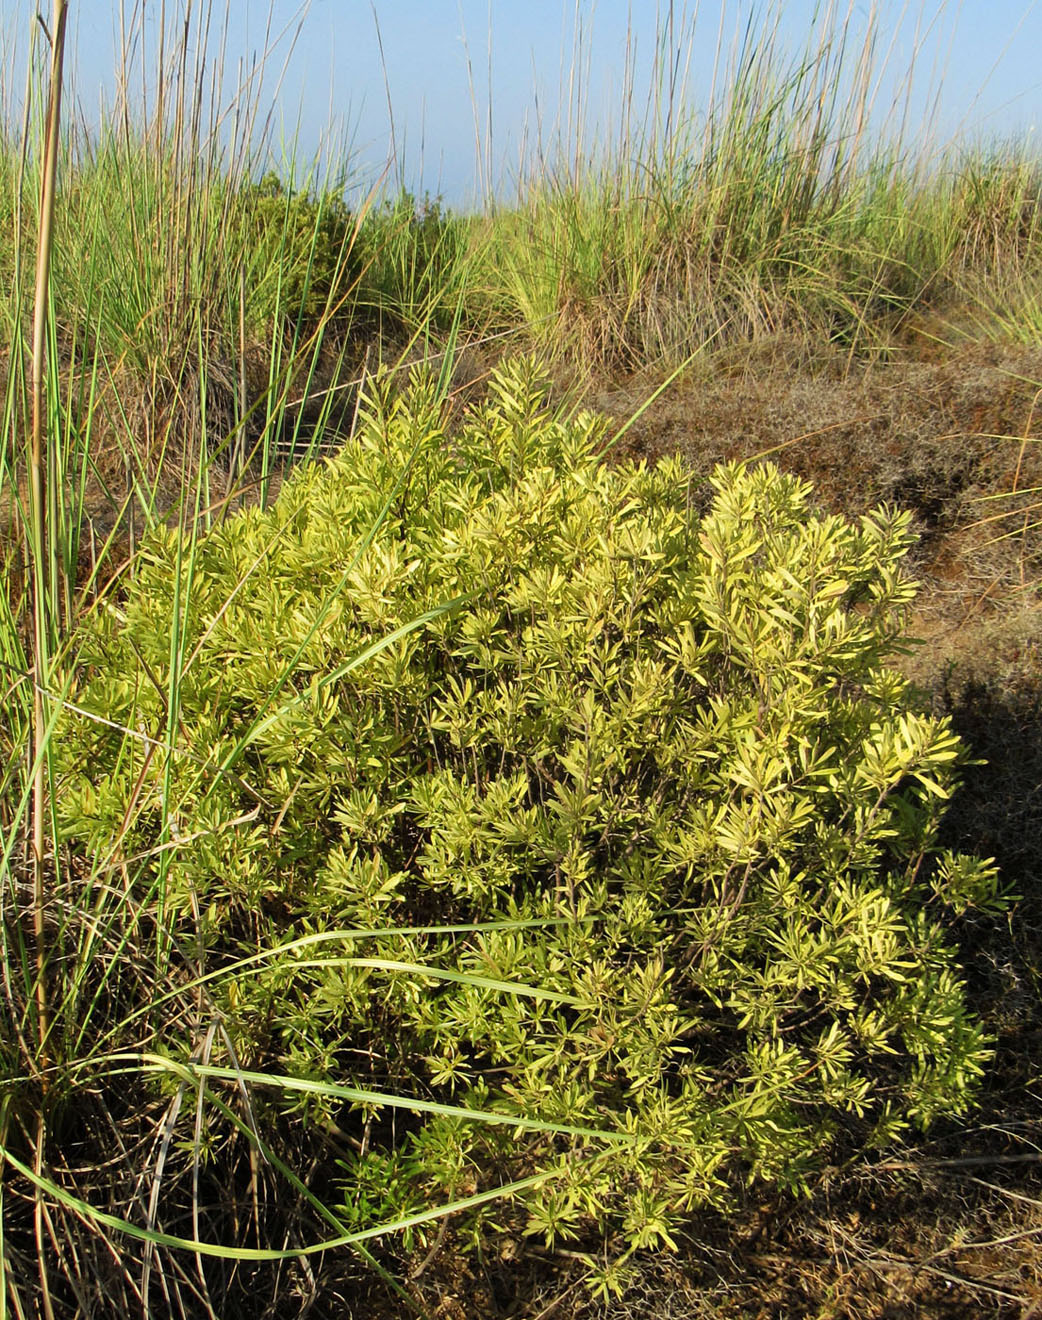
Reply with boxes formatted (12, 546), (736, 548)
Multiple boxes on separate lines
(58, 359), (1004, 1263)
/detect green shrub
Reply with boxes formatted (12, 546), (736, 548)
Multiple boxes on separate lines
(354, 191), (471, 333)
(58, 359), (1002, 1269)
(241, 172), (362, 334)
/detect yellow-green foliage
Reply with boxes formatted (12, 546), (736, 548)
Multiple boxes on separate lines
(58, 360), (1002, 1261)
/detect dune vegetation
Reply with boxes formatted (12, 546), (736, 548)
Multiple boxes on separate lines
(2, 2), (1042, 1317)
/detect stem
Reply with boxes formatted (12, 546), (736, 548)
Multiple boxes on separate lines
(29, 0), (70, 1071)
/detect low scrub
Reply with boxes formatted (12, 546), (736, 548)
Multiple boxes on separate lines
(57, 360), (1002, 1282)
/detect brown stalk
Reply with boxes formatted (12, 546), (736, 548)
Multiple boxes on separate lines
(29, 0), (70, 1072)
(28, 12), (69, 1314)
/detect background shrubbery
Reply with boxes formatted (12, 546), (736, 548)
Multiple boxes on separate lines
(56, 360), (1002, 1286)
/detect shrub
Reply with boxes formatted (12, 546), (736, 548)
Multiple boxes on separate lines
(57, 359), (1002, 1271)
(354, 191), (472, 333)
(241, 172), (362, 334)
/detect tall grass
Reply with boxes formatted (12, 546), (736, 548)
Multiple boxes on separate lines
(473, 3), (1042, 367)
(0, 0), (1040, 1315)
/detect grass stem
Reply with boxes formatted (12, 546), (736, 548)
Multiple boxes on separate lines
(29, 0), (69, 1076)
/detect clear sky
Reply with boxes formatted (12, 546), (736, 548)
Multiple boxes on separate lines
(7, 2), (1042, 208)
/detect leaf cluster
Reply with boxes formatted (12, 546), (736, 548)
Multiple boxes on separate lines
(57, 359), (1003, 1263)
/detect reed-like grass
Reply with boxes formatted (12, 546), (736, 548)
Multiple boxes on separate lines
(1, 0), (1041, 1315)
(472, 10), (1041, 369)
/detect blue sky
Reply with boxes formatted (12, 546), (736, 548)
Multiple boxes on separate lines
(9, 2), (1042, 207)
